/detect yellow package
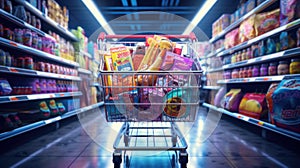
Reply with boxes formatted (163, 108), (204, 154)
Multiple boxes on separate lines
(110, 46), (134, 71)
(104, 55), (114, 87)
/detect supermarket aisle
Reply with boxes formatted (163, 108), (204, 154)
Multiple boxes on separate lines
(0, 107), (300, 168)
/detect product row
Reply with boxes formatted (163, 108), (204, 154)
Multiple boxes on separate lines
(0, 98), (80, 133)
(0, 49), (78, 76)
(0, 78), (78, 96)
(214, 76), (300, 133)
(223, 58), (300, 79)
(0, 23), (76, 61)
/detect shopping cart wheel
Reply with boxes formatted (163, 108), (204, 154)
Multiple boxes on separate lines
(113, 153), (122, 168)
(179, 152), (188, 168)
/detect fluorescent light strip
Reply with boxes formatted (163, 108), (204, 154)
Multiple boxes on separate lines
(182, 0), (217, 35)
(131, 0), (137, 6)
(82, 0), (115, 35)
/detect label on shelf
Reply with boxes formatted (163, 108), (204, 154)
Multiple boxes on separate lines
(27, 94), (55, 100)
(9, 96), (19, 101)
(9, 68), (18, 73)
(44, 116), (62, 124)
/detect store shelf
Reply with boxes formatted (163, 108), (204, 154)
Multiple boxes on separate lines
(216, 18), (300, 57)
(0, 65), (81, 81)
(222, 48), (300, 70)
(80, 50), (92, 59)
(202, 103), (300, 141)
(0, 9), (55, 40)
(14, 0), (78, 42)
(0, 102), (104, 141)
(0, 37), (79, 67)
(209, 0), (278, 43)
(0, 92), (82, 104)
(78, 68), (92, 75)
(202, 86), (220, 90)
(205, 47), (225, 59)
(217, 74), (300, 84)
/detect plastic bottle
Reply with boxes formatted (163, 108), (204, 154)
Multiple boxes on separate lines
(246, 48), (252, 60)
(268, 62), (278, 76)
(5, 52), (11, 66)
(0, 49), (6, 66)
(260, 64), (268, 76)
(290, 59), (300, 74)
(277, 61), (289, 75)
(252, 65), (260, 77)
(247, 66), (253, 77)
(232, 69), (239, 79)
(241, 49), (246, 61)
(23, 29), (32, 47)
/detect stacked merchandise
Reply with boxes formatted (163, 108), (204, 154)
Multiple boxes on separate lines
(205, 0), (300, 136)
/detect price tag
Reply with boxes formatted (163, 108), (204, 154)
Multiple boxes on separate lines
(9, 41), (18, 47)
(44, 116), (62, 124)
(59, 93), (65, 97)
(9, 96), (19, 101)
(9, 68), (18, 73)
(258, 121), (264, 126)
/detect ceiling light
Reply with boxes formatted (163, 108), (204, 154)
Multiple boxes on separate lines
(182, 0), (217, 35)
(81, 0), (115, 35)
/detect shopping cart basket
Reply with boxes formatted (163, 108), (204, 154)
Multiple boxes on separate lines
(98, 33), (202, 168)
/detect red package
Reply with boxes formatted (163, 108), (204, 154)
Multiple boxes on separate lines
(239, 93), (268, 119)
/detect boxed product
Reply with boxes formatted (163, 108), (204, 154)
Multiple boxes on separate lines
(271, 77), (300, 133)
(220, 14), (231, 30)
(280, 0), (300, 26)
(110, 46), (134, 71)
(239, 93), (267, 119)
(221, 89), (243, 112)
(245, 0), (256, 13)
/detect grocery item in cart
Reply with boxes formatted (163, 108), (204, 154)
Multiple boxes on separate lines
(110, 46), (134, 71)
(271, 77), (300, 133)
(238, 93), (267, 119)
(221, 89), (243, 112)
(163, 88), (191, 118)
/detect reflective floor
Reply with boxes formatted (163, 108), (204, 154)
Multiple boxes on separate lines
(1, 107), (300, 168)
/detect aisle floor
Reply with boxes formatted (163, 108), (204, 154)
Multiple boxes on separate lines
(1, 107), (300, 168)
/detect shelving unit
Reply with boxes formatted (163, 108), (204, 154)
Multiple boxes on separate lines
(0, 65), (81, 81)
(0, 102), (103, 141)
(202, 0), (300, 141)
(78, 68), (92, 75)
(203, 103), (300, 141)
(0, 91), (82, 104)
(0, 37), (79, 67)
(209, 0), (278, 43)
(14, 0), (78, 41)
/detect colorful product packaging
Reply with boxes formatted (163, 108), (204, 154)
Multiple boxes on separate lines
(221, 89), (243, 112)
(239, 93), (268, 119)
(224, 28), (240, 49)
(271, 76), (300, 133)
(255, 9), (280, 36)
(266, 83), (279, 124)
(280, 0), (300, 26)
(239, 15), (257, 43)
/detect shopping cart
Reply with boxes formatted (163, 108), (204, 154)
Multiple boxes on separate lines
(97, 33), (202, 168)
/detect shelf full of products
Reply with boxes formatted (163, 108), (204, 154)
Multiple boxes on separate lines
(203, 103), (300, 141)
(0, 102), (103, 141)
(202, 0), (300, 141)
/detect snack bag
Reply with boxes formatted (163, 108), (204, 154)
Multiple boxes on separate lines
(224, 28), (240, 49)
(214, 87), (226, 107)
(239, 93), (267, 119)
(239, 15), (257, 43)
(221, 89), (243, 112)
(272, 77), (300, 133)
(280, 0), (300, 26)
(266, 83), (279, 124)
(255, 9), (280, 36)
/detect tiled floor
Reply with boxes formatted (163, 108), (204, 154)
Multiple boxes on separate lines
(0, 107), (300, 168)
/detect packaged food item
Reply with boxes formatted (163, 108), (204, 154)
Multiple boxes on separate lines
(163, 88), (193, 118)
(280, 31), (289, 51)
(290, 58), (300, 74)
(266, 38), (276, 54)
(225, 28), (240, 49)
(14, 29), (23, 44)
(110, 46), (134, 71)
(24, 57), (33, 69)
(23, 29), (32, 47)
(214, 87), (226, 107)
(48, 100), (59, 116)
(258, 40), (265, 56)
(248, 66), (253, 77)
(280, 0), (300, 26)
(297, 28), (300, 47)
(0, 79), (12, 95)
(252, 65), (260, 77)
(239, 93), (267, 119)
(260, 64), (268, 76)
(220, 14), (231, 30)
(0, 49), (5, 65)
(221, 89), (243, 112)
(232, 69), (239, 79)
(268, 62), (278, 76)
(266, 83), (279, 124)
(132, 54), (144, 71)
(272, 77), (300, 133)
(245, 0), (256, 13)
(39, 101), (50, 118)
(255, 9), (280, 36)
(277, 61), (290, 75)
(5, 52), (11, 66)
(239, 15), (257, 43)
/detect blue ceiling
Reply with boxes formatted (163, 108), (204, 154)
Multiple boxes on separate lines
(56, 0), (239, 39)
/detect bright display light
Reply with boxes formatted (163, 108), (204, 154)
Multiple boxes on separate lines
(82, 0), (115, 35)
(182, 0), (217, 35)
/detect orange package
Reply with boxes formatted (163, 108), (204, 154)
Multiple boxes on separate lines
(239, 15), (257, 43)
(255, 9), (280, 36)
